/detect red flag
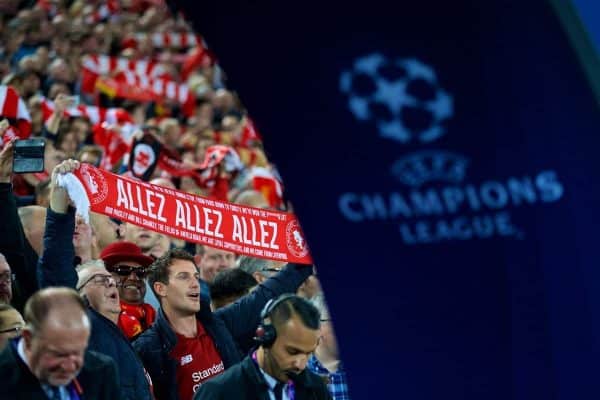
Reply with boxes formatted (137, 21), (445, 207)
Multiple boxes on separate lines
(0, 85), (32, 141)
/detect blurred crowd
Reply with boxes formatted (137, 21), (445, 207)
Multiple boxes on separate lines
(0, 0), (349, 399)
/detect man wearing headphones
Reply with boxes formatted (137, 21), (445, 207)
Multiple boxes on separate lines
(193, 294), (331, 400)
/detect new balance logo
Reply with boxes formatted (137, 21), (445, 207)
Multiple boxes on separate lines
(181, 354), (193, 366)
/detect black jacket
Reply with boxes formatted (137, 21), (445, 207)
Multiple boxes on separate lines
(0, 182), (39, 312)
(193, 355), (331, 400)
(0, 339), (121, 400)
(133, 263), (313, 400)
(38, 207), (153, 400)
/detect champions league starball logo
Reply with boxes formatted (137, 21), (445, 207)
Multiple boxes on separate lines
(337, 53), (565, 245)
(339, 53), (453, 144)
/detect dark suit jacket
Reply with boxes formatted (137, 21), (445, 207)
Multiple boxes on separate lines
(193, 355), (332, 400)
(0, 340), (121, 400)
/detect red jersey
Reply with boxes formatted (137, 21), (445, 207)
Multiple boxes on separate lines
(170, 321), (225, 400)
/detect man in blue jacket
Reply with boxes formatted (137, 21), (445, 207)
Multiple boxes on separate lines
(38, 159), (153, 400)
(133, 250), (314, 400)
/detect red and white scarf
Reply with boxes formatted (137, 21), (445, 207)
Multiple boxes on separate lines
(113, 71), (195, 116)
(0, 85), (32, 144)
(81, 55), (168, 94)
(56, 163), (312, 264)
(40, 97), (134, 126)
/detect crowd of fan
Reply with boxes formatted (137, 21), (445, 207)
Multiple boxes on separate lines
(0, 0), (349, 399)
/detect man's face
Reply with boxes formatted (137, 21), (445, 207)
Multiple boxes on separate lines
(24, 315), (90, 386)
(90, 213), (121, 250)
(157, 259), (201, 316)
(199, 247), (236, 283)
(0, 257), (12, 304)
(79, 266), (120, 318)
(125, 223), (160, 253)
(73, 216), (94, 251)
(267, 314), (320, 382)
(150, 235), (171, 259)
(319, 318), (338, 359)
(108, 261), (146, 305)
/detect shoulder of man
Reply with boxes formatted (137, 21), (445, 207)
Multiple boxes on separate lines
(0, 344), (21, 379)
(294, 368), (333, 400)
(193, 360), (248, 400)
(81, 350), (118, 375)
(132, 321), (163, 352)
(76, 350), (121, 398)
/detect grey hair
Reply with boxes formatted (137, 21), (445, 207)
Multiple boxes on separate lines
(76, 259), (107, 290)
(76, 259), (106, 273)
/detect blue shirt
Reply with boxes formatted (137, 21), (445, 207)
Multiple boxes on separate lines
(307, 355), (350, 400)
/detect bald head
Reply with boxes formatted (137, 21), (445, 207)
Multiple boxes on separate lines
(18, 206), (47, 256)
(22, 288), (90, 386)
(24, 287), (89, 334)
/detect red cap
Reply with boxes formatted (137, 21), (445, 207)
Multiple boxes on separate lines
(100, 241), (154, 268)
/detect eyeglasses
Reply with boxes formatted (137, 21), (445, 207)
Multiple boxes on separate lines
(0, 272), (13, 283)
(110, 265), (148, 278)
(76, 274), (116, 291)
(0, 326), (23, 337)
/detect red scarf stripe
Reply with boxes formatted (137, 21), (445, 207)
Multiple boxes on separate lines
(82, 55), (165, 78)
(0, 85), (32, 138)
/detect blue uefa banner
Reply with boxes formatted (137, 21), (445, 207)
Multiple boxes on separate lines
(174, 1), (600, 398)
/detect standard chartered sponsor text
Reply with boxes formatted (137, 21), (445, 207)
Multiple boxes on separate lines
(192, 361), (225, 392)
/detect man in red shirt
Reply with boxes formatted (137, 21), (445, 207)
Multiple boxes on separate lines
(133, 248), (314, 400)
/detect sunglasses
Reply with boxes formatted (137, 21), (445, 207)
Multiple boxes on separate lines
(110, 265), (148, 278)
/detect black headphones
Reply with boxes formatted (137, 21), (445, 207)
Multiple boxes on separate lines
(254, 293), (298, 348)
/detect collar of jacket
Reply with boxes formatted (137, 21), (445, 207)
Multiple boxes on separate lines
(243, 353), (324, 392)
(154, 298), (214, 352)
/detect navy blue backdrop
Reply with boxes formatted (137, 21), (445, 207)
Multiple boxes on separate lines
(172, 1), (600, 398)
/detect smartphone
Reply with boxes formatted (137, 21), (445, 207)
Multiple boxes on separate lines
(13, 139), (46, 174)
(67, 95), (80, 107)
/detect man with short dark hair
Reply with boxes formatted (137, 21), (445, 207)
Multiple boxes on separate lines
(0, 287), (120, 399)
(194, 294), (331, 400)
(134, 249), (315, 400)
(210, 268), (257, 310)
